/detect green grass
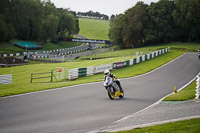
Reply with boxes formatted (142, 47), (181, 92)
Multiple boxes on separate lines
(0, 43), (24, 54)
(0, 43), (199, 97)
(0, 48), (179, 97)
(0, 41), (81, 54)
(163, 80), (197, 101)
(79, 47), (157, 60)
(41, 41), (81, 51)
(79, 18), (109, 40)
(112, 118), (200, 133)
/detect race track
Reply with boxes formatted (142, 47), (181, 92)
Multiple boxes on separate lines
(0, 53), (200, 133)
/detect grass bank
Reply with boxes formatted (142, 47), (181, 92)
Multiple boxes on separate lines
(0, 43), (199, 97)
(163, 80), (197, 101)
(0, 48), (180, 97)
(0, 41), (82, 54)
(111, 118), (200, 133)
(79, 18), (109, 40)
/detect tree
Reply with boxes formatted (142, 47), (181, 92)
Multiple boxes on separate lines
(144, 0), (177, 44)
(122, 2), (149, 48)
(0, 16), (7, 41)
(40, 14), (59, 44)
(57, 9), (78, 37)
(0, 0), (79, 44)
(109, 2), (149, 48)
(173, 0), (200, 42)
(6, 23), (16, 41)
(110, 15), (116, 20)
(77, 10), (109, 20)
(109, 14), (125, 48)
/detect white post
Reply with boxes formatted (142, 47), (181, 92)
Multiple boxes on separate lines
(195, 73), (200, 99)
(62, 55), (65, 62)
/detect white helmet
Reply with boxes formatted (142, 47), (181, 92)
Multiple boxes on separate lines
(104, 69), (110, 75)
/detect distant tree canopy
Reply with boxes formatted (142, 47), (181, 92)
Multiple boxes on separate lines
(77, 10), (109, 20)
(0, 0), (79, 44)
(109, 0), (200, 49)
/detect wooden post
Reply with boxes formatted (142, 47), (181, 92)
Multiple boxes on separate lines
(31, 72), (33, 83)
(51, 70), (53, 82)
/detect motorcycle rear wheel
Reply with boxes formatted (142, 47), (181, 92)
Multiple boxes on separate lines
(119, 91), (124, 98)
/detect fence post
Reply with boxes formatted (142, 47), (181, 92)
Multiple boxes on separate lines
(195, 73), (200, 99)
(31, 72), (33, 83)
(51, 70), (53, 82)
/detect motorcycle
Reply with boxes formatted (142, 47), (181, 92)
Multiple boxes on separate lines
(103, 76), (124, 100)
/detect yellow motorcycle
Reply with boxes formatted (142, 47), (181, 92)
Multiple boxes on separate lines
(104, 76), (124, 100)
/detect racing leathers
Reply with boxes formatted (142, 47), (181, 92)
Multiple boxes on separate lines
(104, 73), (123, 92)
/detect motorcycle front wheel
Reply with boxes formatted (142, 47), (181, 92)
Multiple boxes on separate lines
(108, 87), (115, 100)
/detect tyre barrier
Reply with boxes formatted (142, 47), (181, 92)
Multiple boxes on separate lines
(196, 73), (200, 99)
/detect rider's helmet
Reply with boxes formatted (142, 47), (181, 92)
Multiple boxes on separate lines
(104, 69), (110, 75)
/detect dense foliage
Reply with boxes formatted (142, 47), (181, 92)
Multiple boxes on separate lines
(77, 10), (109, 20)
(0, 0), (79, 44)
(109, 0), (200, 48)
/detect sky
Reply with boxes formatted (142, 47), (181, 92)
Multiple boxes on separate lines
(50, 0), (159, 17)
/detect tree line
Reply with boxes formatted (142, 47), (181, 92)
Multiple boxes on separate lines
(0, 0), (79, 44)
(77, 10), (109, 20)
(109, 0), (200, 49)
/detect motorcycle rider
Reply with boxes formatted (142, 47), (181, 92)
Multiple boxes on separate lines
(104, 70), (123, 92)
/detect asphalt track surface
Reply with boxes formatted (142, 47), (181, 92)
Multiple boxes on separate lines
(0, 53), (200, 133)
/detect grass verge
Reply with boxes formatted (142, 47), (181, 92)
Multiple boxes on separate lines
(79, 18), (109, 40)
(0, 41), (82, 54)
(111, 118), (200, 133)
(163, 80), (197, 101)
(0, 42), (199, 97)
(0, 49), (181, 97)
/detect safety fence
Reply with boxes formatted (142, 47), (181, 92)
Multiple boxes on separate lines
(0, 44), (87, 58)
(31, 71), (53, 83)
(0, 74), (12, 84)
(31, 68), (67, 83)
(196, 73), (200, 99)
(68, 48), (169, 80)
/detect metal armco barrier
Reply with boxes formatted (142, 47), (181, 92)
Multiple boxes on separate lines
(68, 48), (169, 80)
(0, 74), (12, 84)
(196, 73), (200, 99)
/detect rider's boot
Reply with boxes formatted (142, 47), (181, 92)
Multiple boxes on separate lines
(116, 81), (123, 92)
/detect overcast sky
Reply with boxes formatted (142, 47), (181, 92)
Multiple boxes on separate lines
(50, 0), (159, 17)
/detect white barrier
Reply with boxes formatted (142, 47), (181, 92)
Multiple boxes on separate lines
(87, 67), (94, 76)
(93, 64), (113, 74)
(195, 73), (200, 99)
(142, 55), (145, 62)
(147, 54), (150, 60)
(130, 59), (134, 66)
(136, 57), (140, 63)
(0, 74), (12, 84)
(55, 68), (67, 80)
(67, 48), (169, 80)
(68, 68), (78, 80)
